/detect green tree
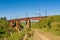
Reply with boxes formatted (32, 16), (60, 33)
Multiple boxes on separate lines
(0, 17), (13, 40)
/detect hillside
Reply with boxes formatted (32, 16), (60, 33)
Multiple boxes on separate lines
(32, 15), (60, 36)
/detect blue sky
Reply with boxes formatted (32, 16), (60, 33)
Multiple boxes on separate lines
(0, 0), (60, 19)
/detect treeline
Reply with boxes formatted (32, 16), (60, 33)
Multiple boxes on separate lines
(32, 15), (60, 36)
(0, 17), (7, 20)
(0, 17), (13, 40)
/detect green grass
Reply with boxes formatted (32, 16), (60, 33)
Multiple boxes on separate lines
(32, 15), (60, 36)
(20, 22), (26, 26)
(7, 31), (20, 40)
(19, 28), (34, 40)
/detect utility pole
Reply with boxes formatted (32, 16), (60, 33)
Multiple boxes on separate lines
(35, 12), (37, 17)
(25, 12), (29, 18)
(45, 8), (47, 17)
(15, 14), (18, 19)
(38, 9), (41, 17)
(10, 16), (11, 20)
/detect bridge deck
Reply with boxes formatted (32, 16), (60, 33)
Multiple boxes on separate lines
(9, 16), (46, 22)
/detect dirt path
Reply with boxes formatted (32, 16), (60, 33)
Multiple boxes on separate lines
(22, 29), (60, 40)
(33, 30), (50, 40)
(23, 34), (27, 40)
(33, 29), (60, 40)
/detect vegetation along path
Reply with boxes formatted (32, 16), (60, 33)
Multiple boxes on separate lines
(33, 29), (60, 40)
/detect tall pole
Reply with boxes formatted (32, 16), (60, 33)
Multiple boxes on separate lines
(25, 12), (29, 18)
(45, 9), (47, 16)
(15, 14), (18, 19)
(45, 8), (47, 17)
(38, 9), (41, 17)
(10, 16), (12, 20)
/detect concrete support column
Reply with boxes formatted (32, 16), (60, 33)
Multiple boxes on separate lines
(10, 21), (13, 27)
(16, 21), (19, 28)
(26, 19), (31, 28)
(16, 21), (20, 33)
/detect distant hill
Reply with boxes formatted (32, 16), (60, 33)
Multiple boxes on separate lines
(32, 15), (60, 36)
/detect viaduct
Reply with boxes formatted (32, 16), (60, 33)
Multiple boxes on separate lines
(9, 16), (46, 30)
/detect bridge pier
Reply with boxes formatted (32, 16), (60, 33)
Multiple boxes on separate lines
(9, 21), (19, 30)
(9, 19), (31, 29)
(15, 21), (20, 30)
(26, 19), (31, 28)
(16, 21), (19, 28)
(10, 21), (13, 27)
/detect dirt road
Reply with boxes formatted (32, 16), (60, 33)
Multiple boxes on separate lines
(33, 29), (60, 40)
(33, 30), (50, 40)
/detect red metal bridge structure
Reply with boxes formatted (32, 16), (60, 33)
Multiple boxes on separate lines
(9, 16), (46, 30)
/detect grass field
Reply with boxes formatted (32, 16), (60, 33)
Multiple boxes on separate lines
(32, 15), (60, 36)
